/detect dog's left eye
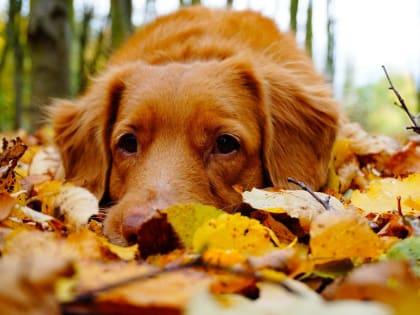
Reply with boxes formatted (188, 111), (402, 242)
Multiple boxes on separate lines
(117, 133), (138, 154)
(214, 134), (240, 155)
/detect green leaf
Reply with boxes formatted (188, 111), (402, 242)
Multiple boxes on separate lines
(385, 237), (420, 276)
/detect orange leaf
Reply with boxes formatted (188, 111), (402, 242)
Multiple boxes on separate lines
(310, 210), (384, 263)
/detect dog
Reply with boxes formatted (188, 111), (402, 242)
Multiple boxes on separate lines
(50, 6), (339, 245)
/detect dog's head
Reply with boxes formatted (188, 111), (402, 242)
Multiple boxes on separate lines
(51, 57), (338, 245)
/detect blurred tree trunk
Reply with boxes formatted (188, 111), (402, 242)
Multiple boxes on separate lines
(290, 0), (299, 34)
(326, 0), (335, 83)
(28, 0), (72, 131)
(226, 0), (233, 7)
(111, 0), (132, 50)
(78, 7), (93, 93)
(12, 0), (24, 129)
(305, 0), (313, 58)
(179, 0), (201, 6)
(0, 0), (24, 129)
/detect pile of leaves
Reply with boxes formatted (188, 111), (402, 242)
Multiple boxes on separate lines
(0, 122), (419, 315)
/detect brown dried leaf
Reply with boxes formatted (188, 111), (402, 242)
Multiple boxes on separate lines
(384, 141), (420, 176)
(0, 253), (74, 315)
(0, 137), (27, 167)
(74, 261), (212, 315)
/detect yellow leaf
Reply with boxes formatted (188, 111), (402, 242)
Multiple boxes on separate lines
(310, 210), (384, 263)
(193, 213), (283, 256)
(165, 203), (224, 248)
(35, 180), (62, 216)
(99, 237), (138, 261)
(201, 248), (245, 267)
(351, 173), (420, 215)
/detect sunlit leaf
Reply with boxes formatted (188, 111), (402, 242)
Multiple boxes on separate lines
(351, 173), (420, 215)
(310, 210), (384, 263)
(165, 203), (224, 248)
(193, 213), (283, 256)
(243, 188), (344, 231)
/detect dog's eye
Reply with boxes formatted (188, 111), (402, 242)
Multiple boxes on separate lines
(214, 134), (240, 155)
(117, 133), (138, 154)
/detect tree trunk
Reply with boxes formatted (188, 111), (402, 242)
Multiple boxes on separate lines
(0, 0), (24, 129)
(12, 0), (24, 129)
(78, 7), (93, 93)
(305, 0), (313, 58)
(290, 0), (299, 34)
(226, 0), (234, 7)
(326, 0), (335, 83)
(28, 0), (72, 131)
(111, 0), (132, 50)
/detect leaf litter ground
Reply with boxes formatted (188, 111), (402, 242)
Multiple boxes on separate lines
(0, 123), (419, 315)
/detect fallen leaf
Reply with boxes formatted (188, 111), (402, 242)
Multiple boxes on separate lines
(350, 173), (420, 215)
(323, 260), (420, 315)
(384, 141), (420, 176)
(186, 281), (391, 315)
(72, 261), (212, 315)
(0, 193), (16, 221)
(165, 203), (224, 248)
(310, 209), (384, 263)
(243, 188), (344, 232)
(385, 236), (420, 276)
(338, 122), (400, 156)
(29, 145), (64, 179)
(0, 253), (74, 315)
(193, 213), (283, 256)
(99, 237), (139, 261)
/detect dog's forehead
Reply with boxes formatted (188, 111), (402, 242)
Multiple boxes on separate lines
(119, 61), (253, 121)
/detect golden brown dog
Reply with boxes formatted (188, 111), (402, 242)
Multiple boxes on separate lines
(51, 6), (338, 245)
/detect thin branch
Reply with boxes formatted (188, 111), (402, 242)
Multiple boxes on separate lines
(287, 177), (332, 211)
(60, 253), (299, 312)
(382, 65), (420, 134)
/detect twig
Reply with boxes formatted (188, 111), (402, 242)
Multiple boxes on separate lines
(396, 196), (403, 217)
(382, 65), (420, 134)
(60, 253), (299, 313)
(287, 177), (332, 211)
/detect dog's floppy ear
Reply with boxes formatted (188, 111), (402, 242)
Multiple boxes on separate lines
(49, 67), (127, 199)
(259, 64), (339, 189)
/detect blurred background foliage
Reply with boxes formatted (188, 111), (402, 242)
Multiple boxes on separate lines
(0, 0), (419, 136)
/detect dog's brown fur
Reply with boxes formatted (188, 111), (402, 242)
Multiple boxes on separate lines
(50, 6), (338, 245)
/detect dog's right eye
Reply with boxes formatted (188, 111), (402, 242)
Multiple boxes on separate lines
(117, 133), (138, 154)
